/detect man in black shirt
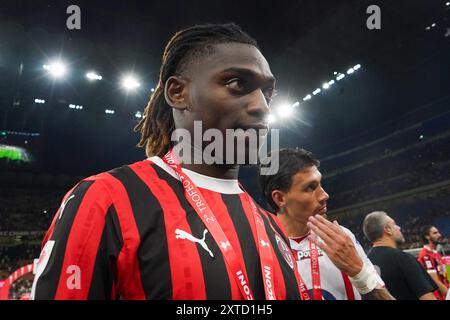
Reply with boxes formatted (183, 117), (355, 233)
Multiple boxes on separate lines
(363, 211), (437, 300)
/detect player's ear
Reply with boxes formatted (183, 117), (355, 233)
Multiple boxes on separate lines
(384, 224), (392, 236)
(271, 190), (286, 211)
(164, 76), (189, 110)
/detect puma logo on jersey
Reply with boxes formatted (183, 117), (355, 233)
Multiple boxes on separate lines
(58, 194), (75, 220)
(175, 228), (214, 258)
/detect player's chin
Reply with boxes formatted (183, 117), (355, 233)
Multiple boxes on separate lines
(230, 143), (263, 165)
(315, 206), (327, 216)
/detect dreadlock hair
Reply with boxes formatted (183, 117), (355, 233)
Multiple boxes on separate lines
(134, 23), (258, 157)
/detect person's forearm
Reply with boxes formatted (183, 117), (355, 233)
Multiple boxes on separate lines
(429, 272), (448, 296)
(437, 282), (448, 296)
(361, 288), (396, 300)
(419, 292), (437, 300)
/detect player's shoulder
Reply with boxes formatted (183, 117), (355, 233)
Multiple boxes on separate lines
(370, 247), (409, 266)
(338, 225), (367, 250)
(339, 225), (357, 240)
(421, 247), (436, 256)
(105, 159), (157, 178)
(387, 247), (416, 265)
(256, 205), (276, 220)
(72, 159), (154, 197)
(339, 225), (354, 236)
(417, 247), (426, 256)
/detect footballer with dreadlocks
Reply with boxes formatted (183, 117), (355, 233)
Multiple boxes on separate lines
(31, 23), (303, 300)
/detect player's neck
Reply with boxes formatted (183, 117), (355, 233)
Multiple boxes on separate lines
(277, 212), (309, 238)
(373, 237), (397, 249)
(426, 242), (436, 251)
(181, 163), (240, 180)
(173, 141), (240, 180)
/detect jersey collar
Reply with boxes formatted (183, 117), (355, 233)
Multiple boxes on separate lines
(148, 156), (244, 194)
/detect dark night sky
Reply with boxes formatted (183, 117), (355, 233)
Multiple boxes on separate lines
(1, 0), (449, 176)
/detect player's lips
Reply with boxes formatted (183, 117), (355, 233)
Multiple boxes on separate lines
(239, 123), (269, 131)
(316, 206), (327, 215)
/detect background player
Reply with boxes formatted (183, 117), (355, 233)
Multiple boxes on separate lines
(418, 225), (449, 299)
(259, 148), (393, 300)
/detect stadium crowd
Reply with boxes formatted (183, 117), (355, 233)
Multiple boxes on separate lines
(323, 133), (450, 209)
(1, 116), (449, 300)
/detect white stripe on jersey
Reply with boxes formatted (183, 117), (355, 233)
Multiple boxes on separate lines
(290, 227), (367, 300)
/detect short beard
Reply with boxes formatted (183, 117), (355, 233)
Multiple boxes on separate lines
(395, 237), (405, 246)
(433, 239), (446, 245)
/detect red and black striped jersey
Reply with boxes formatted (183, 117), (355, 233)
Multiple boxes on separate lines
(31, 157), (301, 300)
(418, 246), (449, 300)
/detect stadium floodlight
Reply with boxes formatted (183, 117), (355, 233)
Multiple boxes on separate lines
(336, 73), (345, 81)
(322, 82), (330, 90)
(346, 68), (355, 74)
(447, 2), (450, 6)
(34, 99), (45, 104)
(105, 109), (115, 114)
(43, 61), (67, 78)
(135, 111), (143, 119)
(276, 103), (294, 118)
(267, 114), (276, 124)
(150, 88), (155, 92)
(312, 88), (321, 95)
(86, 71), (102, 81)
(122, 75), (141, 91)
(431, 23), (437, 28)
(353, 64), (361, 71)
(292, 101), (300, 108)
(303, 94), (312, 101)
(333, 71), (337, 75)
(69, 104), (83, 110)
(328, 80), (335, 86)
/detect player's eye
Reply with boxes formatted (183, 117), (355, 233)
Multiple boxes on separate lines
(263, 87), (277, 103)
(225, 78), (246, 92)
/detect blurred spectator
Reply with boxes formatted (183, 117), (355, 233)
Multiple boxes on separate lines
(363, 211), (437, 300)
